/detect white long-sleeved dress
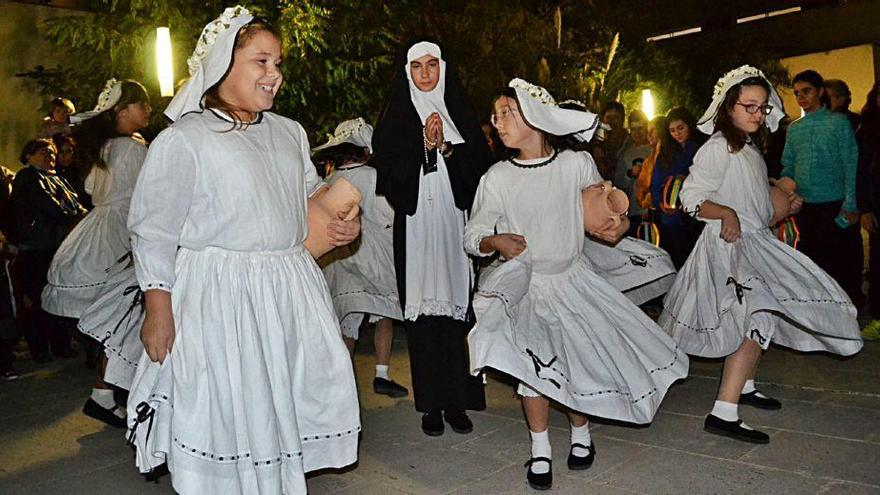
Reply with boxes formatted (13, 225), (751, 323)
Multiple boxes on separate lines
(125, 110), (360, 494)
(464, 149), (688, 424)
(659, 133), (862, 358)
(321, 163), (401, 338)
(42, 136), (146, 318)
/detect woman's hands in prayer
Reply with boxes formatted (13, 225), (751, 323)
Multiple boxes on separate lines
(480, 234), (527, 259)
(327, 212), (361, 247)
(424, 113), (444, 150)
(141, 290), (175, 364)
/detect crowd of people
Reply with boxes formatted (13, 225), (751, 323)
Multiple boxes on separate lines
(0, 5), (876, 493)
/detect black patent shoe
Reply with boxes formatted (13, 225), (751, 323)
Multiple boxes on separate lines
(739, 390), (782, 410)
(373, 377), (409, 397)
(82, 398), (127, 428)
(525, 457), (552, 491)
(567, 442), (595, 470)
(443, 410), (473, 434)
(704, 414), (769, 444)
(421, 410), (444, 436)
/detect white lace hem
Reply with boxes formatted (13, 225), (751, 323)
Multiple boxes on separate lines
(404, 299), (468, 322)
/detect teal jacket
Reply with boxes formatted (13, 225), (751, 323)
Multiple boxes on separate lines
(781, 107), (858, 212)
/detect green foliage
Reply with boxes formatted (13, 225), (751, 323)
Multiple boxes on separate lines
(17, 0), (788, 141)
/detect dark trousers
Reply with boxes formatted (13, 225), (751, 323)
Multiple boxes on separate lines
(404, 315), (486, 413)
(11, 250), (71, 358)
(658, 220), (700, 270)
(866, 231), (880, 316)
(797, 201), (865, 309)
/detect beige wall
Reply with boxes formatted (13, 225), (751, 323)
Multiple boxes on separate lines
(0, 3), (75, 171)
(779, 44), (877, 119)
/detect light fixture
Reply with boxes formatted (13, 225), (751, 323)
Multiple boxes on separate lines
(156, 27), (174, 97)
(641, 89), (656, 120)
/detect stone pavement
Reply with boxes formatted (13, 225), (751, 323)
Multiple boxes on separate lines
(1, 328), (878, 494)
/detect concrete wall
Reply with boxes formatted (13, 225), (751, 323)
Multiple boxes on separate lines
(0, 3), (74, 171)
(779, 44), (877, 119)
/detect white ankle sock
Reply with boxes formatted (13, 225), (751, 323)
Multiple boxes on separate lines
(529, 429), (551, 474)
(711, 400), (738, 422)
(375, 364), (389, 380)
(91, 388), (125, 418)
(742, 379), (756, 394)
(570, 422), (592, 457)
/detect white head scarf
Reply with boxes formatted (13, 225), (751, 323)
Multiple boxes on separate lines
(164, 6), (254, 121)
(508, 78), (600, 141)
(313, 117), (374, 153)
(697, 65), (786, 134)
(70, 78), (122, 124)
(405, 41), (464, 144)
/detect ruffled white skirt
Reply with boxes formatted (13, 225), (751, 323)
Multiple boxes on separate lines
(469, 251), (688, 424)
(42, 205), (130, 318)
(583, 236), (676, 305)
(660, 225), (862, 358)
(322, 226), (401, 339)
(126, 245), (359, 495)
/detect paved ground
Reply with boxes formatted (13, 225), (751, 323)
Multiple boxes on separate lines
(1, 328), (878, 494)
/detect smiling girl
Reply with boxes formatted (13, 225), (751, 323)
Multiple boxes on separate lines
(660, 66), (862, 444)
(126, 7), (360, 493)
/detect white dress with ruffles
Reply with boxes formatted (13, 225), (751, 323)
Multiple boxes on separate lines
(464, 150), (688, 424)
(659, 133), (862, 358)
(321, 164), (401, 338)
(126, 110), (360, 495)
(42, 136), (146, 318)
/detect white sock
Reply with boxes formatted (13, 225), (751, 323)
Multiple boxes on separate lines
(742, 379), (756, 394)
(710, 400), (739, 422)
(375, 364), (389, 380)
(91, 388), (125, 419)
(529, 429), (551, 474)
(570, 422), (592, 457)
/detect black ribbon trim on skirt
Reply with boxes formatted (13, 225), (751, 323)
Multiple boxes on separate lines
(526, 348), (561, 389)
(127, 401), (155, 447)
(629, 255), (648, 267)
(726, 277), (752, 304)
(101, 284), (145, 346)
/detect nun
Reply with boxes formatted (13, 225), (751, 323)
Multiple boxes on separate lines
(373, 40), (493, 436)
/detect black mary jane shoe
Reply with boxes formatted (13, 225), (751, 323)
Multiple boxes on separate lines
(373, 377), (409, 398)
(83, 398), (127, 428)
(443, 410), (474, 434)
(421, 410), (445, 436)
(704, 414), (769, 444)
(525, 457), (552, 491)
(567, 442), (596, 470)
(739, 390), (782, 410)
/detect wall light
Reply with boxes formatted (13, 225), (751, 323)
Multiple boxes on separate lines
(156, 27), (174, 97)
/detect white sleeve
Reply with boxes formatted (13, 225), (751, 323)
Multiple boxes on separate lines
(464, 172), (504, 257)
(296, 122), (325, 197)
(578, 152), (603, 189)
(680, 139), (729, 219)
(127, 127), (197, 292)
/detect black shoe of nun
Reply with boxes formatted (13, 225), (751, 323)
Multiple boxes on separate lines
(373, 377), (409, 398)
(525, 457), (552, 490)
(703, 414), (769, 444)
(567, 442), (596, 470)
(421, 410), (444, 436)
(738, 390), (782, 410)
(443, 410), (473, 434)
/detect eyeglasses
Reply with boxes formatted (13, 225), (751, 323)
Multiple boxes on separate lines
(735, 102), (773, 115)
(490, 107), (519, 127)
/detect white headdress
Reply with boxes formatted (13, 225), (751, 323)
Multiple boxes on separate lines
(313, 117), (374, 153)
(405, 41), (464, 144)
(697, 65), (786, 134)
(70, 78), (122, 124)
(508, 78), (600, 142)
(164, 6), (254, 121)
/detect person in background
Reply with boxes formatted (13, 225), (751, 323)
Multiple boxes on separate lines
(614, 110), (651, 236)
(39, 97), (75, 138)
(597, 100), (627, 180)
(825, 79), (861, 131)
(782, 70), (862, 309)
(857, 82), (880, 339)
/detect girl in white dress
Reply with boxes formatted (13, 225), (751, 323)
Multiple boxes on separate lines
(314, 118), (408, 398)
(660, 66), (862, 444)
(42, 79), (151, 318)
(126, 7), (360, 494)
(465, 79), (688, 490)
(40, 79), (151, 427)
